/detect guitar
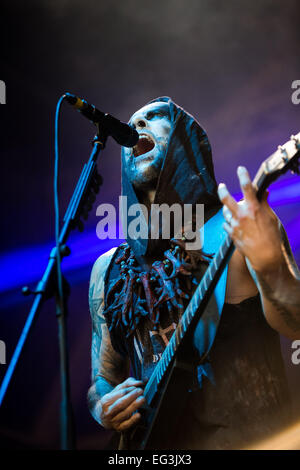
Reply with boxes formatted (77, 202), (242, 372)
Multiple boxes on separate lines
(125, 133), (300, 450)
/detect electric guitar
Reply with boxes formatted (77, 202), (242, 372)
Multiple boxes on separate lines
(125, 133), (300, 450)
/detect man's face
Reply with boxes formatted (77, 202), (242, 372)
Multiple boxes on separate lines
(123, 101), (172, 191)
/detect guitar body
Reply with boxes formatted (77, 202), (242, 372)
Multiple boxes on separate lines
(124, 357), (196, 450)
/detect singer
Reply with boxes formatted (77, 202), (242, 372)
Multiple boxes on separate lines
(87, 97), (300, 449)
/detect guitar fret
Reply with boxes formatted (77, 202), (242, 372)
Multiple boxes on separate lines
(186, 314), (190, 329)
(181, 315), (187, 332)
(220, 243), (224, 257)
(168, 343), (173, 362)
(199, 283), (204, 299)
(153, 232), (232, 392)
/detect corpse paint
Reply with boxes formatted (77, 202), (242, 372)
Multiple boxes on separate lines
(108, 455), (143, 467)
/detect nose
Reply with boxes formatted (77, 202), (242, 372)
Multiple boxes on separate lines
(131, 115), (147, 130)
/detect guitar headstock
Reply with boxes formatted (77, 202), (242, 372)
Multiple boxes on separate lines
(253, 132), (300, 199)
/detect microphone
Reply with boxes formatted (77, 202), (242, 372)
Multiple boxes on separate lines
(64, 92), (139, 147)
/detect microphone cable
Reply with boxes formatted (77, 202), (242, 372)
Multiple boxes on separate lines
(54, 95), (66, 315)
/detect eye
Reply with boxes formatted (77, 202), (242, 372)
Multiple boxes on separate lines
(146, 111), (165, 120)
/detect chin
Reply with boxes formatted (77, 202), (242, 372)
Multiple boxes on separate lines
(126, 145), (165, 191)
(131, 164), (159, 191)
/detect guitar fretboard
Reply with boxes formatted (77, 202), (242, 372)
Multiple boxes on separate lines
(144, 233), (234, 404)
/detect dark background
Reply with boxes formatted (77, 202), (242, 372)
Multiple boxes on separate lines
(0, 0), (299, 449)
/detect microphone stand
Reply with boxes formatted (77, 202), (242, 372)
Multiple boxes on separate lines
(0, 125), (107, 450)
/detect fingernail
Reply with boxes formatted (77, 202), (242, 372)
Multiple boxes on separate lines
(218, 183), (228, 200)
(237, 166), (246, 172)
(237, 166), (250, 186)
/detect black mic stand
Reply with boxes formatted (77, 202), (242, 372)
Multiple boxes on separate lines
(0, 124), (108, 450)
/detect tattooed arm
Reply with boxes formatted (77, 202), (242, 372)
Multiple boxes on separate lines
(87, 250), (145, 431)
(245, 222), (300, 339)
(219, 166), (300, 340)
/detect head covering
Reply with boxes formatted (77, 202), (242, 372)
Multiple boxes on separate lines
(103, 97), (221, 337)
(121, 96), (221, 258)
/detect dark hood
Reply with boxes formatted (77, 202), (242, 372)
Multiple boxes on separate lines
(121, 96), (221, 258)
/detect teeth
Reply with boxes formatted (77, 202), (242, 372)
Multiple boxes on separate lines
(139, 134), (153, 142)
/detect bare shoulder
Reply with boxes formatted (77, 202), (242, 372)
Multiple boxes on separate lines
(90, 247), (118, 287)
(89, 246), (118, 320)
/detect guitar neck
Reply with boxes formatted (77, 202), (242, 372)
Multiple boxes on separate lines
(144, 232), (234, 404)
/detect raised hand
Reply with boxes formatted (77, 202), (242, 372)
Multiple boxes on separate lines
(217, 166), (284, 274)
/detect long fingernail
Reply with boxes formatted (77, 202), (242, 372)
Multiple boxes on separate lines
(218, 183), (228, 200)
(237, 166), (250, 186)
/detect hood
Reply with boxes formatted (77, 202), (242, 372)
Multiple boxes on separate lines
(121, 96), (221, 258)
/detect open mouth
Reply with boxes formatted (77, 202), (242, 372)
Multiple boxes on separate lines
(133, 134), (155, 157)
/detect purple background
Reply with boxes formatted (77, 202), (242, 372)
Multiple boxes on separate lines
(0, 0), (300, 449)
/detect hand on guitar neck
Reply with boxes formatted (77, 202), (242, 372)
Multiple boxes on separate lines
(218, 165), (300, 340)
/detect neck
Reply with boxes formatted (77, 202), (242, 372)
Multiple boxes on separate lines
(137, 188), (156, 213)
(147, 189), (156, 204)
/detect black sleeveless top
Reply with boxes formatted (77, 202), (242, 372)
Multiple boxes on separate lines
(104, 249), (292, 449)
